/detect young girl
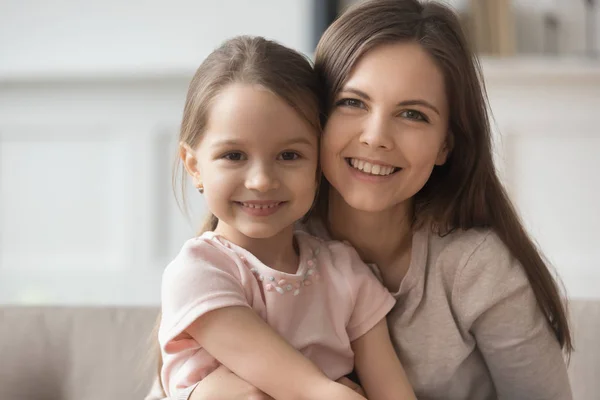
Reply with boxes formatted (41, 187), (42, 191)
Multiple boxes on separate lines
(156, 36), (416, 400)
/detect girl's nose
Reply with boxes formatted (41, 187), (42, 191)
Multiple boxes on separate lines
(245, 163), (280, 192)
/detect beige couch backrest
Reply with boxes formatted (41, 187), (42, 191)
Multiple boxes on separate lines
(0, 306), (159, 400)
(0, 301), (598, 399)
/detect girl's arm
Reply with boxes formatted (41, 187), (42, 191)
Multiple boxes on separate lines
(187, 305), (366, 400)
(352, 318), (416, 400)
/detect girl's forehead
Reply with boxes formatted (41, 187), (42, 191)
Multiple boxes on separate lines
(201, 84), (318, 148)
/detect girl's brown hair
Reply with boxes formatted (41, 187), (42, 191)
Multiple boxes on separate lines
(154, 35), (321, 395)
(314, 0), (572, 354)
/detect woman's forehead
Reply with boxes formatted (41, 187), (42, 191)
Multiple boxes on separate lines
(342, 42), (446, 105)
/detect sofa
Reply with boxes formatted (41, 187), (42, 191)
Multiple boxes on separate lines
(0, 300), (598, 399)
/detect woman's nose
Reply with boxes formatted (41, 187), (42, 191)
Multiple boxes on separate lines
(359, 114), (395, 150)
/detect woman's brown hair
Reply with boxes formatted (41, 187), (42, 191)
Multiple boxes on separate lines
(314, 0), (572, 354)
(153, 35), (321, 395)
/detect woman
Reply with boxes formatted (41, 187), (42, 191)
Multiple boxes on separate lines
(148, 0), (573, 398)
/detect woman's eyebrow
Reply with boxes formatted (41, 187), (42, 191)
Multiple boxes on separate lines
(340, 87), (371, 100)
(396, 100), (440, 115)
(341, 86), (440, 115)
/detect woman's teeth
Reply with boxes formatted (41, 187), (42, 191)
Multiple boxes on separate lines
(348, 158), (397, 176)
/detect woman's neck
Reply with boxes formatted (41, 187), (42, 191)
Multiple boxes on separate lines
(214, 223), (299, 274)
(327, 190), (413, 270)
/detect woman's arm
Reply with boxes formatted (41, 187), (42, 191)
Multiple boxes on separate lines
(187, 305), (366, 400)
(352, 318), (416, 400)
(186, 368), (365, 400)
(188, 366), (273, 400)
(455, 233), (572, 399)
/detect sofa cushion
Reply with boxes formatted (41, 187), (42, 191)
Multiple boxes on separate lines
(0, 306), (159, 400)
(0, 299), (598, 399)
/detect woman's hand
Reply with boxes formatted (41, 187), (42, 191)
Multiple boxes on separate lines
(337, 377), (366, 397)
(189, 365), (274, 400)
(188, 366), (365, 400)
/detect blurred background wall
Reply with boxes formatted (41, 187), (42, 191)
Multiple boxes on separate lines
(0, 0), (598, 306)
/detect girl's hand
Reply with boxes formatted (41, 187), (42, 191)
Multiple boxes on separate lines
(189, 365), (274, 400)
(337, 377), (366, 397)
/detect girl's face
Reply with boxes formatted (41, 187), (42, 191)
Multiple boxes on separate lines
(182, 83), (319, 240)
(321, 41), (450, 213)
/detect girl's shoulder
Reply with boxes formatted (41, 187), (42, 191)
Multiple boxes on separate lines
(173, 231), (228, 261)
(296, 231), (373, 277)
(295, 217), (331, 240)
(163, 232), (238, 280)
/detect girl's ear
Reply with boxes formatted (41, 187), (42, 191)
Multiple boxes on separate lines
(435, 130), (454, 166)
(180, 142), (202, 187)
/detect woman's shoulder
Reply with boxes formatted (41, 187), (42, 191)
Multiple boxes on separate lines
(428, 227), (532, 303)
(426, 227), (519, 283)
(429, 227), (508, 263)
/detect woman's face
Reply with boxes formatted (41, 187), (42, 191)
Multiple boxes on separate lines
(321, 41), (450, 213)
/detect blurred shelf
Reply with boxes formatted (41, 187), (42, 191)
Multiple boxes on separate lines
(480, 56), (600, 84)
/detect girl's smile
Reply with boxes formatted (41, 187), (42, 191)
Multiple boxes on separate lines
(235, 200), (287, 217)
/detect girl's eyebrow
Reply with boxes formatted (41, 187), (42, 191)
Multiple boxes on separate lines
(211, 139), (239, 148)
(212, 137), (314, 148)
(280, 137), (315, 147)
(341, 86), (440, 116)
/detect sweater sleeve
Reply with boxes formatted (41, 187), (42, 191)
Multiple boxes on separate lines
(453, 233), (572, 400)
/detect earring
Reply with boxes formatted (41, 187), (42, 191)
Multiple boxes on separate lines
(197, 184), (204, 194)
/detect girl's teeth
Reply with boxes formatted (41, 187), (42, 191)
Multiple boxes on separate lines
(242, 202), (279, 209)
(348, 158), (396, 176)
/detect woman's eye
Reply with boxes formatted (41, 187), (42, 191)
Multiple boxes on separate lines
(222, 152), (245, 161)
(336, 98), (366, 109)
(400, 110), (427, 122)
(279, 151), (300, 161)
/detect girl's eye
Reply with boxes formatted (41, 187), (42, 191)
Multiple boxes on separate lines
(336, 98), (366, 109)
(222, 152), (246, 161)
(400, 109), (428, 122)
(279, 151), (300, 161)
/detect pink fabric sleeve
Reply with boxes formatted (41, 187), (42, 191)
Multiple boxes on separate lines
(331, 243), (396, 342)
(159, 238), (251, 346)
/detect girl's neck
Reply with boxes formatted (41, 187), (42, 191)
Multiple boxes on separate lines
(214, 223), (299, 274)
(326, 189), (413, 270)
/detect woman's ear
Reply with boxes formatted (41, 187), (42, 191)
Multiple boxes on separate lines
(435, 131), (454, 166)
(180, 142), (202, 187)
